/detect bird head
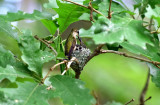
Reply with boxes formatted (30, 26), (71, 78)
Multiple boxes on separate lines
(71, 28), (79, 39)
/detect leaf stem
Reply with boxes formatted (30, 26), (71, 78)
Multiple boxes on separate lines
(63, 0), (107, 18)
(34, 35), (58, 56)
(107, 0), (112, 19)
(125, 98), (135, 105)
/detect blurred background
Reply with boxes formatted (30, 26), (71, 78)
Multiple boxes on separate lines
(0, 0), (160, 105)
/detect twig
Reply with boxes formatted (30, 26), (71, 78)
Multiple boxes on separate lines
(125, 99), (135, 105)
(34, 35), (58, 56)
(41, 60), (67, 83)
(88, 0), (94, 22)
(107, 0), (112, 19)
(63, 0), (107, 18)
(139, 69), (150, 105)
(149, 18), (153, 31)
(92, 91), (100, 105)
(61, 57), (78, 75)
(100, 50), (160, 65)
(144, 96), (152, 103)
(137, 96), (152, 105)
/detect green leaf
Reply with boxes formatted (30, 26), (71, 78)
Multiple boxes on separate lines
(121, 42), (160, 62)
(146, 0), (160, 9)
(145, 5), (160, 27)
(50, 75), (96, 105)
(98, 0), (125, 16)
(0, 10), (53, 22)
(134, 0), (160, 18)
(0, 18), (18, 40)
(0, 46), (17, 68)
(43, 0), (59, 8)
(0, 45), (38, 82)
(41, 19), (57, 35)
(81, 16), (153, 48)
(148, 63), (160, 88)
(19, 30), (55, 77)
(54, 0), (88, 33)
(0, 65), (32, 82)
(0, 82), (55, 105)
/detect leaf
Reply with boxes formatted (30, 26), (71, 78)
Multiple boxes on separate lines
(19, 30), (55, 77)
(145, 5), (160, 27)
(43, 0), (59, 8)
(81, 16), (153, 48)
(0, 65), (32, 82)
(41, 19), (57, 35)
(121, 42), (160, 62)
(98, 0), (125, 16)
(147, 63), (160, 88)
(54, 0), (88, 33)
(0, 10), (53, 22)
(0, 45), (38, 82)
(49, 75), (96, 105)
(0, 18), (18, 40)
(134, 0), (160, 18)
(0, 46), (17, 68)
(0, 82), (55, 105)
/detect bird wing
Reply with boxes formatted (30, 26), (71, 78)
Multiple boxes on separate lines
(67, 41), (76, 59)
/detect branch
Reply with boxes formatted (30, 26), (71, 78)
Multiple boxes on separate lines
(125, 99), (135, 105)
(100, 50), (160, 66)
(61, 57), (78, 75)
(34, 35), (58, 56)
(41, 60), (67, 83)
(88, 0), (94, 22)
(107, 0), (112, 19)
(139, 69), (150, 105)
(86, 44), (104, 63)
(63, 0), (107, 18)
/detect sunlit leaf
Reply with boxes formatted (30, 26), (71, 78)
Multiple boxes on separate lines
(0, 18), (18, 40)
(41, 19), (57, 35)
(54, 0), (88, 33)
(145, 5), (160, 27)
(81, 16), (153, 48)
(0, 10), (52, 22)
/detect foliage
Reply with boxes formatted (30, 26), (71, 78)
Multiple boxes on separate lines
(0, 0), (160, 105)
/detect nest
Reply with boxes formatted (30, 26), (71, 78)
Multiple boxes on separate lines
(71, 45), (91, 72)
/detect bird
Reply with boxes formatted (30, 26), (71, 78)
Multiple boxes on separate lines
(65, 28), (85, 60)
(65, 28), (91, 79)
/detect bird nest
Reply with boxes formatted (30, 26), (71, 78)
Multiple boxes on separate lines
(71, 45), (91, 72)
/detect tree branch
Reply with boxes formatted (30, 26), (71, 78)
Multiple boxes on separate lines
(61, 57), (78, 75)
(86, 44), (104, 63)
(63, 0), (107, 18)
(107, 0), (112, 19)
(88, 0), (94, 22)
(100, 50), (160, 66)
(34, 35), (58, 56)
(139, 69), (150, 105)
